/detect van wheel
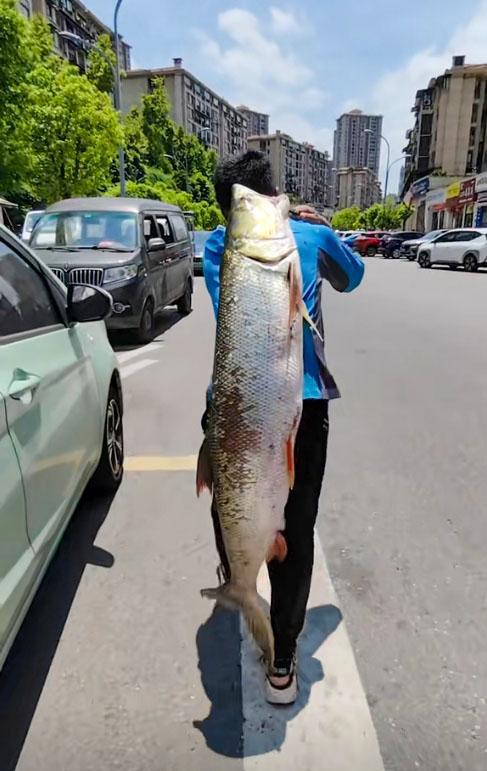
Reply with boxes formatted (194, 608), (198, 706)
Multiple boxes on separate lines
(136, 299), (154, 343)
(89, 385), (124, 495)
(463, 253), (478, 272)
(177, 282), (192, 315)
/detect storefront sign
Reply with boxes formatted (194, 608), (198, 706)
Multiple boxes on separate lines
(458, 178), (476, 205)
(426, 188), (446, 206)
(477, 191), (487, 204)
(446, 181), (461, 199)
(410, 177), (430, 198)
(475, 172), (487, 193)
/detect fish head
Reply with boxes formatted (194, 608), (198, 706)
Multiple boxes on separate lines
(228, 184), (292, 264)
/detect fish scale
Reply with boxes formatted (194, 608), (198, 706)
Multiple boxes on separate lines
(198, 184), (303, 666)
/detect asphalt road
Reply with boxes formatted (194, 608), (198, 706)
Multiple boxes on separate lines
(0, 259), (486, 771)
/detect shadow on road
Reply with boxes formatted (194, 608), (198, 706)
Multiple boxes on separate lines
(109, 308), (184, 352)
(0, 491), (117, 771)
(194, 602), (342, 758)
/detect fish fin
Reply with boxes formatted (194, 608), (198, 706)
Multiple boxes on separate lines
(266, 531), (288, 563)
(201, 583), (275, 667)
(300, 300), (324, 343)
(286, 434), (295, 489)
(288, 261), (302, 328)
(196, 438), (213, 497)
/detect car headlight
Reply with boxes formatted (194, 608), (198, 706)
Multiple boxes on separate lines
(104, 265), (139, 284)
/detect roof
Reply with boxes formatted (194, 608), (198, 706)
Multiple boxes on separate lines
(46, 197), (181, 214)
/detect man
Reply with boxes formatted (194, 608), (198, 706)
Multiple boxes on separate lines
(202, 150), (364, 704)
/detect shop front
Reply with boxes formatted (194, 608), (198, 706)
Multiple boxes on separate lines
(426, 188), (446, 230)
(445, 181), (461, 227)
(409, 177), (430, 231)
(474, 172), (487, 227)
(458, 178), (476, 227)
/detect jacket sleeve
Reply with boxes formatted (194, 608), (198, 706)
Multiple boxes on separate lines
(318, 228), (365, 293)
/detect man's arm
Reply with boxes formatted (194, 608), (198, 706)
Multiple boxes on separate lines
(318, 229), (365, 293)
(203, 226), (225, 319)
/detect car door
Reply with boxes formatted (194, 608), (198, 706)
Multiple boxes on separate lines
(0, 235), (100, 562)
(142, 214), (167, 311)
(167, 214), (192, 303)
(447, 231), (478, 263)
(429, 231), (457, 261)
(0, 387), (35, 660)
(155, 213), (179, 306)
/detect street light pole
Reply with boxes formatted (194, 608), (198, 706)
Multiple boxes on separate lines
(365, 128), (391, 204)
(114, 0), (126, 196)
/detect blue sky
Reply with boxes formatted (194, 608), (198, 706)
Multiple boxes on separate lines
(89, 0), (487, 192)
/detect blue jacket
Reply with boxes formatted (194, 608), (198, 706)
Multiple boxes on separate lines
(203, 220), (364, 400)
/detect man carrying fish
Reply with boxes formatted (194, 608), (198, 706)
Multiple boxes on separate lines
(199, 150), (364, 705)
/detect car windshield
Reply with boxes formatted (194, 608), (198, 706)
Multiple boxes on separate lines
(31, 211), (138, 251)
(193, 231), (212, 251)
(424, 230), (443, 241)
(24, 212), (43, 233)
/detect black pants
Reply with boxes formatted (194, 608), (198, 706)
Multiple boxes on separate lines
(210, 399), (329, 666)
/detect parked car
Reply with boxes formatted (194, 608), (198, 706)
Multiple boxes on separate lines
(400, 230), (446, 261)
(193, 230), (212, 275)
(417, 228), (487, 271)
(381, 231), (424, 258)
(0, 224), (124, 671)
(30, 198), (194, 343)
(21, 209), (45, 243)
(353, 231), (390, 257)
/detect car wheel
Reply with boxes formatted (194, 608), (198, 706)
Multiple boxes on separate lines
(177, 281), (193, 315)
(136, 299), (154, 343)
(89, 384), (124, 494)
(366, 246), (377, 257)
(418, 252), (431, 268)
(392, 248), (400, 259)
(463, 253), (478, 272)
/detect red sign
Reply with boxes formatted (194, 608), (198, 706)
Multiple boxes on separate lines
(459, 178), (476, 206)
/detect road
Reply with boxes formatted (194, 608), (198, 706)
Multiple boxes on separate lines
(1, 259), (486, 771)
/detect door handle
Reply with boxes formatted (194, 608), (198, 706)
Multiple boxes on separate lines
(9, 369), (42, 403)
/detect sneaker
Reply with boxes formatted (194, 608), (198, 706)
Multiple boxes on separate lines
(265, 658), (298, 705)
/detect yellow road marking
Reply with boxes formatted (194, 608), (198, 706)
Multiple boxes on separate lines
(125, 455), (197, 472)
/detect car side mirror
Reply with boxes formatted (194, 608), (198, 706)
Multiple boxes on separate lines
(67, 284), (113, 323)
(148, 237), (166, 252)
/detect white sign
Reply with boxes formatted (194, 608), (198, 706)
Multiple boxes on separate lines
(475, 172), (487, 192)
(426, 188), (446, 206)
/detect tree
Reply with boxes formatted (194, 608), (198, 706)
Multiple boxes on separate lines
(86, 33), (115, 95)
(0, 0), (34, 195)
(28, 53), (122, 202)
(331, 207), (361, 230)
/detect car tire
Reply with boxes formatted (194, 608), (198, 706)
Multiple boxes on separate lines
(463, 253), (478, 272)
(367, 246), (377, 257)
(392, 248), (400, 259)
(418, 252), (431, 269)
(177, 281), (193, 315)
(136, 299), (154, 343)
(89, 384), (124, 495)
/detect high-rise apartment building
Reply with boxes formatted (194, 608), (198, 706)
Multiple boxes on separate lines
(121, 60), (248, 157)
(333, 110), (383, 176)
(336, 167), (381, 210)
(236, 106), (269, 136)
(26, 0), (131, 72)
(403, 56), (487, 193)
(248, 131), (333, 207)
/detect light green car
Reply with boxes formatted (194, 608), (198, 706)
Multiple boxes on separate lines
(0, 224), (124, 670)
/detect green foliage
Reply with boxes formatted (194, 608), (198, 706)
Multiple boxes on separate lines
(86, 33), (115, 95)
(331, 207), (361, 230)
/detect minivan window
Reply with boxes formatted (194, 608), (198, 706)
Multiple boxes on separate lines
(157, 216), (174, 244)
(170, 215), (188, 242)
(31, 211), (138, 251)
(0, 241), (61, 337)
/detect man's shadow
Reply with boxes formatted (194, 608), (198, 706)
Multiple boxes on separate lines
(194, 602), (342, 758)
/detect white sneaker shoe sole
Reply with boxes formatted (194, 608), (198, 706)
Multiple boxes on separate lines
(265, 675), (298, 705)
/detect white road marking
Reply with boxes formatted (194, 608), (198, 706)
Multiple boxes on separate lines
(120, 359), (158, 380)
(116, 342), (162, 365)
(241, 534), (385, 770)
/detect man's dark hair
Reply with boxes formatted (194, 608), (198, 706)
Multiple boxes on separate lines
(214, 150), (276, 214)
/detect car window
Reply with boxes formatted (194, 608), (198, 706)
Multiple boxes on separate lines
(156, 216), (175, 245)
(170, 215), (189, 242)
(453, 231), (478, 242)
(436, 232), (457, 243)
(0, 240), (61, 338)
(143, 215), (159, 245)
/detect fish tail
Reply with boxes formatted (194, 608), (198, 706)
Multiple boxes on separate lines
(201, 583), (274, 667)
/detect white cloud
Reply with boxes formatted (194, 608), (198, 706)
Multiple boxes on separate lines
(195, 7), (330, 151)
(270, 7), (297, 35)
(368, 0), (487, 191)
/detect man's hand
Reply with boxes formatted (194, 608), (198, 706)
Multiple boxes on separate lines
(290, 205), (331, 227)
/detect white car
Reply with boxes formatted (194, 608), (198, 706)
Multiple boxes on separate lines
(417, 228), (487, 271)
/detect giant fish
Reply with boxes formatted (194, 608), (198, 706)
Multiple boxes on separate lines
(197, 183), (306, 666)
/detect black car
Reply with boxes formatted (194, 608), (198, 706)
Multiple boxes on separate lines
(30, 197), (194, 342)
(193, 230), (213, 275)
(381, 231), (424, 259)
